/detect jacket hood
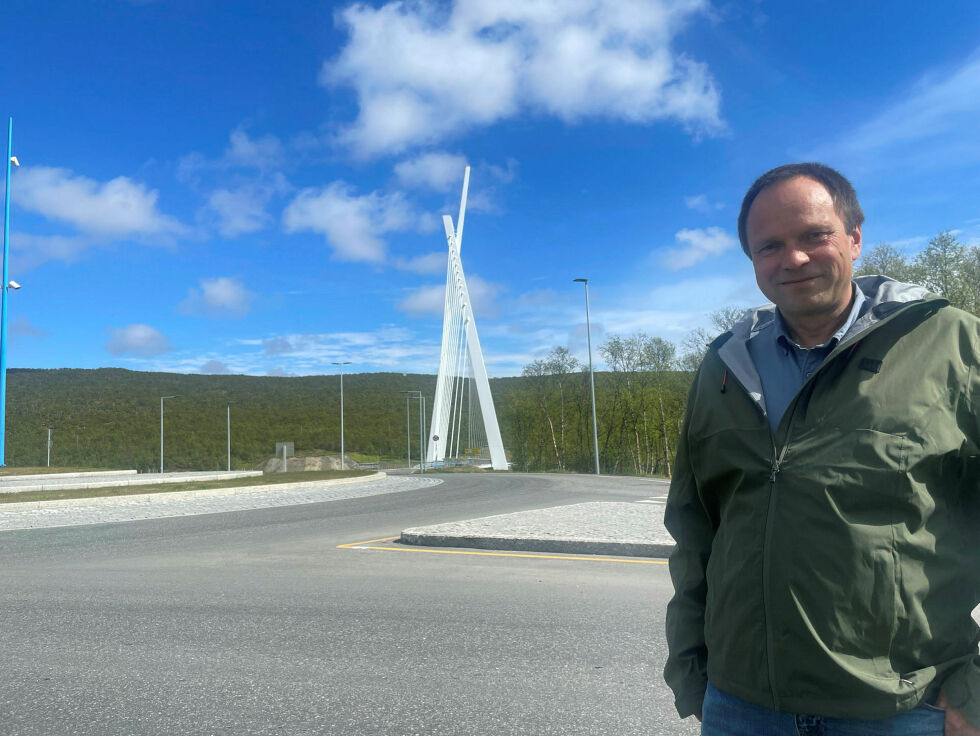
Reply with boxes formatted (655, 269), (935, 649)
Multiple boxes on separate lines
(713, 277), (943, 416)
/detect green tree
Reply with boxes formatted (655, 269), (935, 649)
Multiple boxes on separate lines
(520, 346), (581, 471)
(854, 242), (921, 283)
(859, 232), (980, 317)
(600, 332), (682, 476)
(914, 231), (968, 309)
(960, 245), (980, 316)
(679, 306), (745, 371)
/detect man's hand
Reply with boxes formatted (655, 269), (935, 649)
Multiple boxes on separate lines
(937, 692), (980, 736)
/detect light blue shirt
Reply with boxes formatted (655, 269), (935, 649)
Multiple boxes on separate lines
(747, 284), (868, 433)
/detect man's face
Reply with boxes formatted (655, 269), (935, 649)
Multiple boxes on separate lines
(746, 176), (862, 327)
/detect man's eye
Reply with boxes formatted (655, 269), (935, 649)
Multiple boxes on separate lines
(810, 231), (832, 240)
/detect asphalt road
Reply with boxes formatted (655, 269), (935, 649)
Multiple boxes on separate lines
(0, 472), (696, 736)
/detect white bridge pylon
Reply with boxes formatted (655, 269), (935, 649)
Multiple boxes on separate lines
(426, 167), (508, 470)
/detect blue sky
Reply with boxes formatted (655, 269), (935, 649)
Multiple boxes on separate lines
(2, 0), (979, 377)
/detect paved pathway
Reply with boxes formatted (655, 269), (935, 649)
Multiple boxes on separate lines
(0, 475), (443, 532)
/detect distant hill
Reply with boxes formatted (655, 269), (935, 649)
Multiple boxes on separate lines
(6, 367), (691, 475)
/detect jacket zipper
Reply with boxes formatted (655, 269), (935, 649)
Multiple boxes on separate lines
(757, 348), (845, 708)
(763, 437), (789, 708)
(715, 366), (788, 708)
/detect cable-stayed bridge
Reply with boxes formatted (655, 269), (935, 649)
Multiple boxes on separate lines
(426, 167), (508, 470)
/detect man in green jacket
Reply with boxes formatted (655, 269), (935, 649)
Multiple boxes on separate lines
(664, 162), (979, 735)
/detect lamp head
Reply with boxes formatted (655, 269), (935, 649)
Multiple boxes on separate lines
(9, 156), (19, 167)
(573, 278), (588, 283)
(7, 280), (21, 290)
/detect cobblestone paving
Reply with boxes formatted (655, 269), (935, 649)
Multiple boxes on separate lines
(0, 475), (443, 532)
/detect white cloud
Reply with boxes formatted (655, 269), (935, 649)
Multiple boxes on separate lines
(684, 194), (724, 212)
(396, 283), (446, 316)
(177, 127), (292, 238)
(106, 324), (171, 356)
(225, 127), (284, 169)
(324, 0), (722, 156)
(263, 337), (294, 356)
(283, 181), (429, 262)
(888, 235), (930, 252)
(14, 167), (183, 237)
(178, 127), (285, 180)
(397, 274), (502, 317)
(395, 152), (468, 191)
(843, 54), (980, 154)
(663, 227), (737, 269)
(207, 186), (273, 237)
(515, 288), (559, 307)
(200, 359), (231, 374)
(458, 159), (521, 215)
(816, 51), (980, 170)
(9, 317), (49, 338)
(10, 232), (93, 270)
(395, 251), (447, 274)
(240, 327), (440, 373)
(179, 277), (255, 318)
(488, 158), (518, 184)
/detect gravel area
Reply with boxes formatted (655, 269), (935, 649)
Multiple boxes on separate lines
(0, 474), (443, 532)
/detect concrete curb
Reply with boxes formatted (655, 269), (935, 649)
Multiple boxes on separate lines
(399, 531), (674, 558)
(0, 472), (387, 512)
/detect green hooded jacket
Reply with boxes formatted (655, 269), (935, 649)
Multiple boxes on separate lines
(664, 277), (980, 725)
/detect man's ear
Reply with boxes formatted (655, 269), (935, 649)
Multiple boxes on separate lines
(849, 224), (862, 261)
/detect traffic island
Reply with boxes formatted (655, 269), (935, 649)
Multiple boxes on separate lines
(400, 501), (675, 558)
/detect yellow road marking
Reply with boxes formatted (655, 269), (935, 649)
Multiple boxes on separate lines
(337, 536), (399, 548)
(337, 537), (667, 565)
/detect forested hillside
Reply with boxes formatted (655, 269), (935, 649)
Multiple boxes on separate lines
(7, 369), (438, 472)
(5, 366), (692, 475)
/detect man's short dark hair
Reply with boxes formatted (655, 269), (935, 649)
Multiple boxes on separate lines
(737, 163), (865, 257)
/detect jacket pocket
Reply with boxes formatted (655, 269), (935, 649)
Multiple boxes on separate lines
(773, 428), (907, 683)
(817, 428), (910, 525)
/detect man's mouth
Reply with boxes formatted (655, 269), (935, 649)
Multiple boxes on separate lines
(781, 275), (818, 286)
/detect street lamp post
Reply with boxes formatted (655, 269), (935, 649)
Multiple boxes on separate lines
(226, 405), (231, 472)
(331, 361), (352, 470)
(404, 395), (411, 469)
(160, 395), (180, 474)
(574, 278), (600, 475)
(47, 427), (53, 467)
(400, 390), (425, 474)
(0, 118), (20, 467)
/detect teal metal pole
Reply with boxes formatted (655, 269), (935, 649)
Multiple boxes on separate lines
(0, 118), (13, 467)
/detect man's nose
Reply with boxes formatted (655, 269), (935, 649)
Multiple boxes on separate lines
(782, 246), (809, 268)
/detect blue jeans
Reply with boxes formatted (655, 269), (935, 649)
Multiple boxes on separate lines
(701, 683), (946, 735)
